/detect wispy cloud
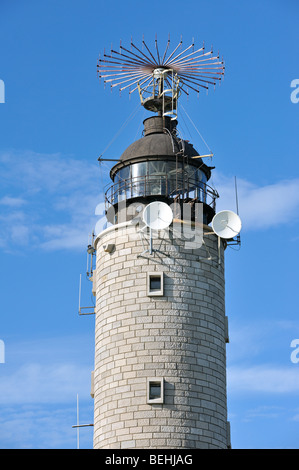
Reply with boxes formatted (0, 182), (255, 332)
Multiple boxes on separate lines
(227, 318), (299, 365)
(214, 173), (299, 231)
(0, 196), (27, 207)
(227, 319), (299, 395)
(0, 334), (94, 405)
(0, 404), (93, 449)
(0, 362), (91, 404)
(243, 405), (285, 421)
(0, 334), (94, 448)
(228, 364), (299, 394)
(2, 151), (299, 253)
(0, 150), (105, 252)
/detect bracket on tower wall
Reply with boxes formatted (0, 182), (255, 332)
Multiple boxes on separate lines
(78, 274), (95, 316)
(197, 232), (223, 267)
(137, 225), (158, 256)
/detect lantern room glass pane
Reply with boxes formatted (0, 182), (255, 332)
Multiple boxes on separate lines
(114, 166), (130, 183)
(112, 161), (208, 203)
(148, 160), (168, 175)
(131, 162), (147, 178)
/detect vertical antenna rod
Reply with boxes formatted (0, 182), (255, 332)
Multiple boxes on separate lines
(78, 274), (82, 315)
(77, 394), (80, 449)
(234, 176), (239, 215)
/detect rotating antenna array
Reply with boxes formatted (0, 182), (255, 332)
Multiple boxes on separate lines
(97, 35), (225, 119)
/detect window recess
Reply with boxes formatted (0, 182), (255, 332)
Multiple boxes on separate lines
(147, 272), (164, 296)
(147, 378), (164, 404)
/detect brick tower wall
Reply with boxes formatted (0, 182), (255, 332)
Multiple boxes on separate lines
(92, 221), (229, 449)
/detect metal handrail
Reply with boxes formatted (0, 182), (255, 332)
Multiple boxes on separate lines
(105, 175), (218, 210)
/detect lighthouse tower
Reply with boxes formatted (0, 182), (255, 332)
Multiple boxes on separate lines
(90, 38), (240, 449)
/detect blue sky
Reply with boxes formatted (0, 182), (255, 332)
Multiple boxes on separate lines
(0, 0), (298, 449)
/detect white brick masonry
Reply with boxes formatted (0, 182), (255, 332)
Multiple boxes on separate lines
(93, 221), (229, 449)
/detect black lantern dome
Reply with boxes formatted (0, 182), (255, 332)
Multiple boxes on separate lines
(105, 116), (218, 225)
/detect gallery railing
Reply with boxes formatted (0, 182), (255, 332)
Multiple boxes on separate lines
(105, 174), (218, 211)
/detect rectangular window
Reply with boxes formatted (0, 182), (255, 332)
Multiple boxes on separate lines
(147, 378), (164, 404)
(147, 272), (164, 296)
(149, 382), (161, 400)
(150, 276), (161, 291)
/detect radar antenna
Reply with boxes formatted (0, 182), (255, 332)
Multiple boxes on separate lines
(97, 36), (225, 119)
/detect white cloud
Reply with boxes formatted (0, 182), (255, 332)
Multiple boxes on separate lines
(243, 405), (285, 420)
(3, 150), (299, 252)
(228, 365), (299, 394)
(11, 224), (30, 245)
(0, 404), (93, 449)
(0, 334), (94, 406)
(227, 318), (299, 365)
(0, 196), (27, 207)
(0, 362), (91, 405)
(214, 173), (299, 231)
(0, 150), (97, 194)
(40, 225), (94, 251)
(0, 150), (105, 252)
(0, 335), (94, 447)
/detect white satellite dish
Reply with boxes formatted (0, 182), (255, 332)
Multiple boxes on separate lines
(212, 210), (242, 239)
(143, 201), (173, 230)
